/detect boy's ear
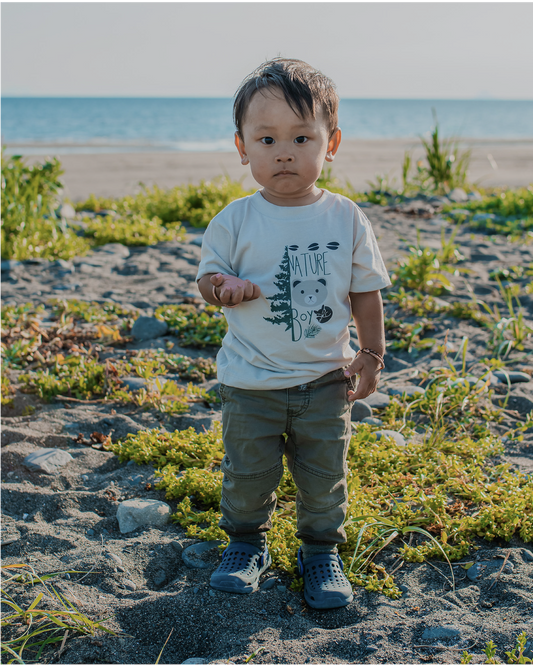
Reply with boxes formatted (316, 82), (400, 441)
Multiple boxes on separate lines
(234, 132), (249, 166)
(325, 127), (342, 163)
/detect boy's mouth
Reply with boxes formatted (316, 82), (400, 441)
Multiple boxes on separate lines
(275, 170), (296, 176)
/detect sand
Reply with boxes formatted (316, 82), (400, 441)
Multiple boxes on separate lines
(16, 138), (533, 202)
(2, 199), (533, 664)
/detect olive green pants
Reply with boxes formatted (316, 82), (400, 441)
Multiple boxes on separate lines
(218, 368), (353, 547)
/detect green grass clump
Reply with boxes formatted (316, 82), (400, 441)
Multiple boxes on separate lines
(1, 562), (116, 663)
(117, 350), (216, 383)
(49, 298), (138, 326)
(155, 304), (228, 347)
(83, 214), (184, 247)
(1, 152), (93, 261)
(20, 355), (108, 401)
(76, 177), (254, 228)
(461, 632), (532, 664)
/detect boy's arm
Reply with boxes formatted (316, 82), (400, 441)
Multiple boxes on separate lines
(345, 290), (386, 402)
(198, 273), (261, 307)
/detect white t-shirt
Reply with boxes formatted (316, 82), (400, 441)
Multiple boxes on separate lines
(196, 189), (391, 390)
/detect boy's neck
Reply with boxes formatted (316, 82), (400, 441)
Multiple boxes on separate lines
(259, 186), (324, 207)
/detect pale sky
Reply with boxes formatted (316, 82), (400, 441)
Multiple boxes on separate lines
(2, 2), (533, 99)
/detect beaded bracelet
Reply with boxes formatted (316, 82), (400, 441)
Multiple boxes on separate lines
(356, 348), (385, 371)
(212, 284), (238, 308)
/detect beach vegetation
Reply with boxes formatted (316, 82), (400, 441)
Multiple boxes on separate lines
(1, 562), (116, 664)
(460, 632), (532, 665)
(76, 176), (253, 228)
(402, 113), (471, 195)
(83, 213), (184, 246)
(155, 304), (228, 347)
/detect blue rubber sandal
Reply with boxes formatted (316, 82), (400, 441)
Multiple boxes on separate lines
(298, 548), (354, 609)
(210, 542), (271, 593)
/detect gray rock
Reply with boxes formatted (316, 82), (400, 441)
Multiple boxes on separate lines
(119, 377), (148, 392)
(171, 541), (183, 553)
(492, 371), (531, 384)
(23, 448), (74, 475)
(375, 430), (406, 447)
(389, 385), (425, 397)
(363, 391), (391, 409)
(521, 549), (533, 563)
(182, 540), (224, 569)
(467, 191), (483, 201)
(351, 400), (372, 422)
(422, 625), (461, 640)
(116, 498), (171, 534)
(366, 645), (379, 653)
(260, 577), (277, 590)
(181, 660), (208, 665)
(58, 203), (77, 219)
(122, 579), (137, 591)
(131, 316), (168, 341)
(399, 584), (409, 595)
(153, 570), (167, 586)
(448, 188), (468, 203)
(466, 563), (481, 581)
(361, 417), (383, 427)
(86, 529), (95, 536)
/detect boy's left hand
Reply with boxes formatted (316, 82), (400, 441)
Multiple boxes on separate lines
(344, 353), (382, 402)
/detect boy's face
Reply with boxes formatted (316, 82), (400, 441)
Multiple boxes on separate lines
(235, 87), (341, 206)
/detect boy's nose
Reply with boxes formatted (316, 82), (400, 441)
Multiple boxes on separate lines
(276, 154), (294, 163)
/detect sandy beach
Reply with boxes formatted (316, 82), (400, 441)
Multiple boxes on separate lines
(15, 138), (533, 202)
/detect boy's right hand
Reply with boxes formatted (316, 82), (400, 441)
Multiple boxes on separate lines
(210, 273), (261, 307)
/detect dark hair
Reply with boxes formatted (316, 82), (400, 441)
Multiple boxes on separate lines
(233, 58), (339, 139)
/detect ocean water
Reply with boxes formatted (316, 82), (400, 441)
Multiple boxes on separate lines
(2, 97), (533, 155)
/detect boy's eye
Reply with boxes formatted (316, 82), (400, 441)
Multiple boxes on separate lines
(261, 137), (275, 145)
(294, 136), (308, 144)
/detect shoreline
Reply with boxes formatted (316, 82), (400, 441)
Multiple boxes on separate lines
(13, 137), (533, 201)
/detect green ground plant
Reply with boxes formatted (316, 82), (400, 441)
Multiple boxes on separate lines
(82, 214), (184, 247)
(155, 304), (228, 347)
(1, 563), (115, 664)
(76, 176), (253, 228)
(461, 632), (532, 664)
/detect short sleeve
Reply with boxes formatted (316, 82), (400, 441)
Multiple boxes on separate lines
(350, 206), (392, 292)
(196, 212), (237, 281)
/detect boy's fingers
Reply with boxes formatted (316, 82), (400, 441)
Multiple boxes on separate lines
(210, 273), (224, 286)
(251, 283), (261, 299)
(243, 280), (254, 301)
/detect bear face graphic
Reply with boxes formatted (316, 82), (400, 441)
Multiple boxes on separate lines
(292, 279), (328, 307)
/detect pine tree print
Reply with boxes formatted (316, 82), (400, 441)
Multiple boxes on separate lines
(264, 246), (293, 334)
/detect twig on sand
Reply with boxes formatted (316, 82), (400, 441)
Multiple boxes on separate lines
(56, 395), (105, 403)
(57, 630), (70, 657)
(486, 552), (510, 592)
(155, 627), (174, 665)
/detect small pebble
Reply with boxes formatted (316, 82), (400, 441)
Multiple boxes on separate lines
(193, 587), (200, 594)
(521, 549), (533, 563)
(466, 563), (480, 581)
(64, 573), (71, 580)
(22, 514), (29, 520)
(361, 417), (383, 427)
(105, 552), (123, 566)
(399, 584), (408, 595)
(209, 590), (216, 597)
(276, 585), (287, 592)
(366, 645), (379, 653)
(375, 430), (406, 447)
(86, 529), (95, 536)
(122, 579), (137, 591)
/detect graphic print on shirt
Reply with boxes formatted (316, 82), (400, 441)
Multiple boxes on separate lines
(264, 241), (339, 342)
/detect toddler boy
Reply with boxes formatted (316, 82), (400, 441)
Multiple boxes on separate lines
(196, 58), (390, 609)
